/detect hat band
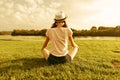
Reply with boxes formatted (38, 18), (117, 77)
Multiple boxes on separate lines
(54, 17), (67, 21)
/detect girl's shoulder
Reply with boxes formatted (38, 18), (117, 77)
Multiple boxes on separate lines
(47, 28), (54, 31)
(65, 28), (72, 31)
(47, 28), (72, 31)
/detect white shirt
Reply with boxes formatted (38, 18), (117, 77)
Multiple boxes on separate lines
(46, 28), (73, 57)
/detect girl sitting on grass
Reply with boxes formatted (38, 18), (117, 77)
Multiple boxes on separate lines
(41, 11), (79, 64)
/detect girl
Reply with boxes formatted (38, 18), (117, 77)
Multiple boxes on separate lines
(41, 11), (79, 64)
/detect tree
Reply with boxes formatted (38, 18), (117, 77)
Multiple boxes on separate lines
(90, 26), (97, 31)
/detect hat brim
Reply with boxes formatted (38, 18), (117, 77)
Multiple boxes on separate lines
(54, 17), (67, 22)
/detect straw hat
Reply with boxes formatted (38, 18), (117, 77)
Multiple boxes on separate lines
(54, 11), (67, 22)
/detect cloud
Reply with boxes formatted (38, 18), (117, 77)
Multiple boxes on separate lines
(0, 7), (5, 13)
(1, 0), (120, 31)
(14, 0), (60, 25)
(0, 0), (15, 18)
(15, 12), (23, 21)
(5, 2), (14, 8)
(17, 4), (27, 13)
(49, 2), (61, 8)
(0, 0), (3, 5)
(1, 0), (56, 31)
(35, 0), (44, 4)
(25, 0), (36, 6)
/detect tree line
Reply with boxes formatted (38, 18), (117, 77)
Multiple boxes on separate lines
(72, 26), (120, 37)
(0, 26), (120, 36)
(0, 31), (11, 35)
(11, 29), (47, 36)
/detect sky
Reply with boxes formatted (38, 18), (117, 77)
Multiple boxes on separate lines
(0, 0), (120, 31)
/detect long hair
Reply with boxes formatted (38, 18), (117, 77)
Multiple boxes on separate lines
(51, 21), (68, 28)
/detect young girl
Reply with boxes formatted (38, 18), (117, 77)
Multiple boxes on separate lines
(41, 11), (79, 64)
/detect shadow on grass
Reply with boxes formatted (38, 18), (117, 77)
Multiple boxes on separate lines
(112, 50), (120, 53)
(111, 60), (120, 68)
(0, 58), (49, 73)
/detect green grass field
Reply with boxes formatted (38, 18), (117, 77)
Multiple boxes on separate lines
(0, 36), (120, 80)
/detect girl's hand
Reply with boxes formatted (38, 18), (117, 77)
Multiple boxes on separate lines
(73, 44), (79, 50)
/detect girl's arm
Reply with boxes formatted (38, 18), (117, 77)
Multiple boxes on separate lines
(41, 36), (49, 51)
(68, 35), (78, 48)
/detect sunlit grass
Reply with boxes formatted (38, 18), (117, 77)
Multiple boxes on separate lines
(0, 36), (120, 80)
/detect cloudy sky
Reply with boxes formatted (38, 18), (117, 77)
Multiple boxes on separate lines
(0, 0), (120, 31)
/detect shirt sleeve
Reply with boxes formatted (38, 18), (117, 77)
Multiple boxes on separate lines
(46, 29), (50, 37)
(67, 28), (73, 36)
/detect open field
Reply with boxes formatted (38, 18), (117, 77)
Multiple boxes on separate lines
(0, 35), (120, 80)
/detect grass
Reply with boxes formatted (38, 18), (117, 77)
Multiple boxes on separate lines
(0, 35), (120, 80)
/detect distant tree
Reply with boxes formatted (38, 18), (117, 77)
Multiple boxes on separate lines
(98, 26), (114, 30)
(0, 31), (11, 35)
(38, 29), (47, 36)
(114, 26), (120, 36)
(80, 30), (88, 36)
(115, 26), (120, 31)
(90, 26), (97, 31)
(89, 26), (97, 36)
(11, 29), (41, 36)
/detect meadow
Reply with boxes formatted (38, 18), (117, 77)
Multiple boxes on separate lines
(0, 35), (120, 80)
